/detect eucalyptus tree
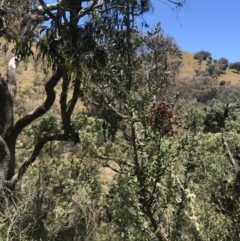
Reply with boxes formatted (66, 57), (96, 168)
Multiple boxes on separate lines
(0, 0), (186, 192)
(3, 0), (227, 240)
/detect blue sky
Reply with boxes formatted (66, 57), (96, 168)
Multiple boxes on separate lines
(142, 0), (240, 63)
(45, 0), (240, 62)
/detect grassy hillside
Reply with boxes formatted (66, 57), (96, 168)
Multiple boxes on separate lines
(180, 51), (240, 83)
(0, 41), (239, 93)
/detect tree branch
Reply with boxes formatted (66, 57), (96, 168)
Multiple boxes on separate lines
(221, 103), (240, 197)
(103, 96), (127, 119)
(76, 0), (103, 18)
(60, 66), (71, 134)
(37, 0), (57, 20)
(221, 103), (237, 173)
(102, 163), (120, 173)
(7, 67), (63, 141)
(67, 78), (81, 120)
(60, 70), (80, 142)
(5, 133), (70, 188)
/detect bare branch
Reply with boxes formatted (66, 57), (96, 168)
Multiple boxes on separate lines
(36, 3), (60, 14)
(102, 163), (120, 173)
(103, 96), (127, 119)
(220, 103), (240, 197)
(60, 66), (71, 133)
(173, 171), (186, 192)
(37, 0), (56, 19)
(72, 0), (104, 22)
(221, 103), (237, 173)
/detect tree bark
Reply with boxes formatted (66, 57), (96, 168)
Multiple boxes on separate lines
(0, 0), (96, 191)
(0, 58), (16, 185)
(0, 56), (63, 188)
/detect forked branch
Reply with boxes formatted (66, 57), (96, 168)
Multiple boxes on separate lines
(5, 133), (71, 188)
(7, 67), (63, 141)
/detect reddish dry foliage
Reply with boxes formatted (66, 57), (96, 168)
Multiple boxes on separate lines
(147, 100), (181, 136)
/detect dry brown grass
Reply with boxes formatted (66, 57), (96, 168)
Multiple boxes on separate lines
(0, 40), (86, 113)
(0, 42), (38, 84)
(1, 39), (239, 90)
(1, 38), (239, 116)
(180, 51), (240, 84)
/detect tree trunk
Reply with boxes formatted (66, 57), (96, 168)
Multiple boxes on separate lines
(0, 57), (17, 189)
(0, 56), (64, 191)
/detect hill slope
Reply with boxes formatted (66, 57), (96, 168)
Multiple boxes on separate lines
(180, 51), (240, 83)
(0, 42), (239, 92)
